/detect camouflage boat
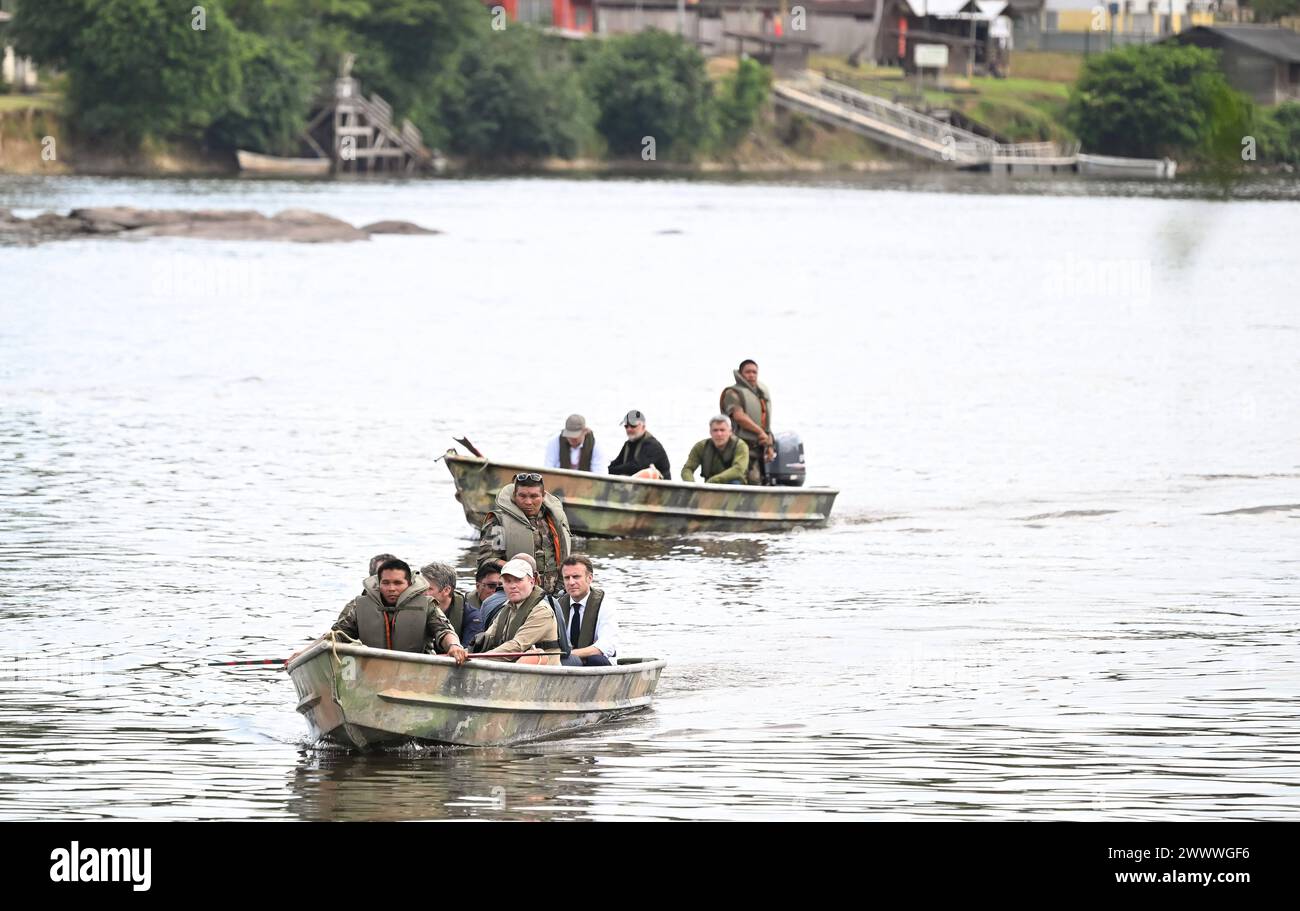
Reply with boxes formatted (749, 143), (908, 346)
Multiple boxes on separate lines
(287, 639), (665, 749)
(444, 451), (838, 537)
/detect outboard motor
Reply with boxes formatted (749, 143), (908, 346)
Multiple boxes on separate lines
(765, 431), (806, 486)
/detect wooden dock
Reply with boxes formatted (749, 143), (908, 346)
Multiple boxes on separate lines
(299, 70), (436, 175)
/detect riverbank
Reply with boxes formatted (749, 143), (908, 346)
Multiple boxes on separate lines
(0, 86), (914, 179)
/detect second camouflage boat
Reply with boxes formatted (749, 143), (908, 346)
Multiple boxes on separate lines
(444, 450), (838, 537)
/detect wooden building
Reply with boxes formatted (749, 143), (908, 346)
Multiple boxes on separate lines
(878, 0), (1007, 77)
(487, 0), (597, 31)
(724, 30), (822, 76)
(1166, 25), (1300, 105)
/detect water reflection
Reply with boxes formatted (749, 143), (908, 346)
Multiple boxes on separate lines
(290, 746), (613, 821)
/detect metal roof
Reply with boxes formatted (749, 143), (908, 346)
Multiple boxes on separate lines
(1175, 26), (1300, 64)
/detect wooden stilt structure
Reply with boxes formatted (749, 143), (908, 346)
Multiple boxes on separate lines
(299, 56), (436, 175)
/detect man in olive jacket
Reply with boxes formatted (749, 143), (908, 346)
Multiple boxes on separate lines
(681, 415), (750, 485)
(478, 475), (572, 594)
(331, 559), (467, 663)
(469, 558), (561, 666)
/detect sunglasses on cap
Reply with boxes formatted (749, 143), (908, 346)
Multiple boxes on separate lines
(514, 472), (544, 483)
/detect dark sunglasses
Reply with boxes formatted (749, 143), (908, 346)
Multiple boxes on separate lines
(514, 472), (543, 483)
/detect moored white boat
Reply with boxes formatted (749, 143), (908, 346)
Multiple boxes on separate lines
(1075, 153), (1177, 179)
(236, 149), (331, 177)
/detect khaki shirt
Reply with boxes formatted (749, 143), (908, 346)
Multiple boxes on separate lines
(477, 593), (561, 666)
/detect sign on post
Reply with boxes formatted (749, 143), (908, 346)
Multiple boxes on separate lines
(914, 44), (949, 70)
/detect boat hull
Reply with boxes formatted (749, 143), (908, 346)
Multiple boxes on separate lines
(1075, 153), (1177, 179)
(445, 452), (838, 537)
(236, 149), (331, 177)
(287, 641), (665, 749)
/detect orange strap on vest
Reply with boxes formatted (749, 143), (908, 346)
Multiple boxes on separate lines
(546, 516), (562, 566)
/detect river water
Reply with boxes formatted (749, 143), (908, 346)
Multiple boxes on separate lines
(1, 172), (1297, 820)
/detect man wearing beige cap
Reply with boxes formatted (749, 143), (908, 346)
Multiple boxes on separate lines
(544, 413), (608, 474)
(468, 557), (561, 666)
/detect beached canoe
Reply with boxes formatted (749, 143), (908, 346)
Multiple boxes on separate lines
(286, 639), (665, 749)
(236, 149), (331, 177)
(444, 451), (839, 537)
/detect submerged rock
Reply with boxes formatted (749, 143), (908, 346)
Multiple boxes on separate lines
(362, 220), (441, 235)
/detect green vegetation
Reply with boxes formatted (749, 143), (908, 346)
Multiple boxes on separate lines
(0, 92), (61, 113)
(1067, 44), (1252, 162)
(583, 30), (715, 161)
(715, 58), (773, 150)
(11, 4), (1292, 171)
(818, 61), (1073, 143)
(11, 0), (242, 146)
(8, 7), (770, 165)
(432, 27), (595, 162)
(8, 0), (486, 152)
(1257, 101), (1300, 165)
(1006, 51), (1082, 84)
(207, 31), (318, 156)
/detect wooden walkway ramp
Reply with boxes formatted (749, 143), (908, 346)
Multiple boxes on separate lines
(773, 75), (1067, 170)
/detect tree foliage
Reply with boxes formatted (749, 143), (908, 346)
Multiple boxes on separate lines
(431, 28), (594, 162)
(207, 31), (319, 156)
(1257, 101), (1300, 164)
(11, 0), (242, 147)
(583, 29), (715, 160)
(1067, 44), (1252, 160)
(714, 58), (772, 151)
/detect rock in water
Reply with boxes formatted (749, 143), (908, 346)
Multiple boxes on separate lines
(362, 220), (442, 235)
(0, 207), (439, 245)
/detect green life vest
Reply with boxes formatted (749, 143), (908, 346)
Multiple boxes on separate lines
(701, 437), (743, 481)
(491, 484), (572, 589)
(355, 585), (437, 653)
(490, 588), (560, 652)
(723, 373), (772, 445)
(558, 433), (595, 471)
(444, 590), (467, 639)
(557, 587), (604, 649)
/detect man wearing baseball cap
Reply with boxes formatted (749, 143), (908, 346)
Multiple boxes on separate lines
(608, 409), (672, 480)
(543, 413), (608, 474)
(468, 557), (561, 666)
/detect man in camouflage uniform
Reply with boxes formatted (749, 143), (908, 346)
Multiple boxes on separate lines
(477, 473), (572, 595)
(721, 359), (774, 485)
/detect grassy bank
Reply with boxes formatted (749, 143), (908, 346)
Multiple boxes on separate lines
(0, 94), (67, 174)
(813, 56), (1075, 144)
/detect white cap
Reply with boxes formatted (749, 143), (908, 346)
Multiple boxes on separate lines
(500, 558), (534, 580)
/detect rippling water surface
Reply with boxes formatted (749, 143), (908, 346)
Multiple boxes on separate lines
(1, 173), (1297, 820)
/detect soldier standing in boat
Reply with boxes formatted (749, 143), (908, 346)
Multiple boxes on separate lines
(721, 359), (774, 485)
(478, 473), (572, 595)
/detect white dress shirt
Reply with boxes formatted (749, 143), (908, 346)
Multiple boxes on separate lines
(568, 590), (618, 659)
(543, 434), (609, 474)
